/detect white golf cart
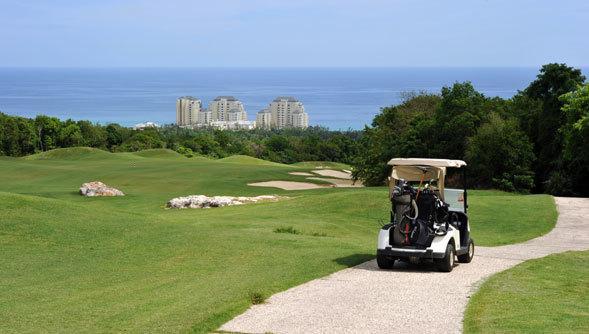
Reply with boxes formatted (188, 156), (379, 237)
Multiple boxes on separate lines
(377, 158), (474, 272)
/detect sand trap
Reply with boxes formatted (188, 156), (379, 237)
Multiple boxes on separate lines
(289, 172), (314, 176)
(306, 177), (363, 188)
(311, 169), (352, 179)
(248, 181), (332, 190)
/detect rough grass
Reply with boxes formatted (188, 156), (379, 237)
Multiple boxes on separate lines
(464, 250), (589, 333)
(0, 147), (558, 332)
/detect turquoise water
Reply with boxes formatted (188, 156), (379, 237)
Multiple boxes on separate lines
(0, 67), (578, 129)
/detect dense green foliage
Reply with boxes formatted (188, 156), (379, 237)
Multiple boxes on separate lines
(465, 250), (589, 333)
(162, 127), (361, 164)
(466, 114), (535, 192)
(522, 64), (586, 192)
(353, 63), (588, 195)
(0, 113), (360, 164)
(0, 148), (556, 332)
(551, 83), (589, 195)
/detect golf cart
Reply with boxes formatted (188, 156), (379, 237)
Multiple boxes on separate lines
(376, 158), (474, 272)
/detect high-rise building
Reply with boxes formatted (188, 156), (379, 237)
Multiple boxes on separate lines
(291, 109), (309, 128)
(176, 96), (202, 126)
(258, 96), (309, 129)
(256, 108), (272, 129)
(197, 110), (212, 125)
(208, 96), (247, 122)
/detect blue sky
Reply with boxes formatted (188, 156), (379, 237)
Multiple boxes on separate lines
(0, 0), (587, 67)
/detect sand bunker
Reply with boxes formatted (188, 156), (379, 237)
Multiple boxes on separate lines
(289, 172), (314, 176)
(311, 169), (352, 179)
(306, 177), (362, 188)
(248, 181), (332, 190)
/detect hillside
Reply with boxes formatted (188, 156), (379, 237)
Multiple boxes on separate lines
(216, 154), (289, 167)
(0, 152), (556, 333)
(130, 148), (186, 159)
(22, 147), (121, 161)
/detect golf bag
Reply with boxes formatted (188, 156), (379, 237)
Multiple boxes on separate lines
(391, 182), (449, 248)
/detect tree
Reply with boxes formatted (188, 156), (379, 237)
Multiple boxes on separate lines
(466, 113), (535, 192)
(547, 84), (589, 195)
(58, 122), (84, 147)
(431, 82), (491, 159)
(118, 131), (164, 152)
(352, 93), (440, 185)
(34, 115), (61, 151)
(189, 133), (223, 157)
(0, 114), (38, 156)
(105, 124), (130, 151)
(77, 120), (107, 148)
(523, 63), (586, 191)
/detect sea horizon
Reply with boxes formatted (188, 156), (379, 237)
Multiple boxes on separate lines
(1, 66), (587, 130)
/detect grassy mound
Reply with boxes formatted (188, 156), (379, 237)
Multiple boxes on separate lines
(22, 147), (118, 161)
(465, 250), (589, 333)
(291, 161), (352, 170)
(217, 155), (287, 167)
(131, 148), (186, 159)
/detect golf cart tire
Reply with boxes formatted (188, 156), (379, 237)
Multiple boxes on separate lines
(436, 243), (455, 272)
(377, 254), (395, 269)
(458, 238), (474, 263)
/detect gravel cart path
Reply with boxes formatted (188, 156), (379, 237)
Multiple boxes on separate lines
(220, 197), (589, 334)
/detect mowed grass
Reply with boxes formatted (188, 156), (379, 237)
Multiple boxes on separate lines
(0, 148), (557, 332)
(291, 160), (352, 170)
(465, 250), (589, 333)
(468, 190), (557, 246)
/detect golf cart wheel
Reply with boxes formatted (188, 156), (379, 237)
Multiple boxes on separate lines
(377, 254), (395, 269)
(458, 238), (474, 263)
(436, 243), (455, 272)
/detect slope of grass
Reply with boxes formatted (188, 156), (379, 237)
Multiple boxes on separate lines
(131, 148), (186, 159)
(22, 147), (120, 161)
(465, 250), (589, 333)
(291, 161), (352, 170)
(216, 154), (288, 167)
(468, 190), (557, 246)
(0, 149), (558, 332)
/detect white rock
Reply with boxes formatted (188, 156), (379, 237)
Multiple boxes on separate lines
(79, 181), (124, 197)
(166, 194), (282, 209)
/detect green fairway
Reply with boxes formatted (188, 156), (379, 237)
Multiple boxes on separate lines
(467, 190), (557, 246)
(464, 250), (589, 333)
(0, 148), (557, 332)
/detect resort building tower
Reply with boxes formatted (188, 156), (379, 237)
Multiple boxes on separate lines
(176, 96), (202, 126)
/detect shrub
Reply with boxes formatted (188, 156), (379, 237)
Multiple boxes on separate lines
(249, 291), (266, 305)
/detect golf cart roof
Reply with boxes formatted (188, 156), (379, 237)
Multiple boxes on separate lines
(387, 158), (467, 168)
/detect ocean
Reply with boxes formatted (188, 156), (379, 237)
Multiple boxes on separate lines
(0, 67), (582, 130)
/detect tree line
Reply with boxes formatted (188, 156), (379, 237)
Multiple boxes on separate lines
(0, 114), (360, 165)
(1, 63), (587, 195)
(352, 63), (588, 196)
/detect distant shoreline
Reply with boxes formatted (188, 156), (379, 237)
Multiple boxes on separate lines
(2, 67), (587, 129)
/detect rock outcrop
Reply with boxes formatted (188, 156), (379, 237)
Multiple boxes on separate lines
(79, 181), (125, 197)
(166, 195), (281, 209)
